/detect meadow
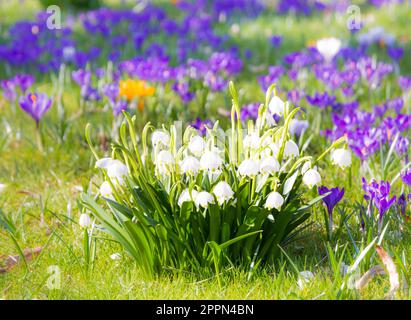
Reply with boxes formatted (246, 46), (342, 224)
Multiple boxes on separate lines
(1, 0), (411, 300)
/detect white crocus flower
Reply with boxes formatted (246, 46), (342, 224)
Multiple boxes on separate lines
(303, 169), (322, 188)
(238, 159), (259, 177)
(194, 191), (214, 209)
(284, 140), (299, 158)
(264, 191), (284, 210)
(79, 213), (91, 228)
(213, 181), (234, 205)
(316, 37), (341, 62)
(259, 156), (280, 175)
(331, 148), (352, 169)
(268, 95), (285, 116)
(178, 188), (199, 207)
(99, 181), (114, 199)
(180, 156), (200, 175)
(151, 130), (170, 147)
(188, 136), (206, 157)
(200, 151), (223, 172)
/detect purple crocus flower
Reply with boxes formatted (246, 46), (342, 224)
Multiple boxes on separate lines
(14, 74), (34, 92)
(397, 194), (407, 216)
(387, 46), (404, 61)
(362, 178), (396, 226)
(112, 100), (128, 117)
(240, 103), (260, 122)
(318, 186), (345, 230)
(398, 76), (411, 92)
(270, 35), (283, 48)
(401, 169), (411, 187)
(191, 118), (213, 136)
(19, 93), (52, 126)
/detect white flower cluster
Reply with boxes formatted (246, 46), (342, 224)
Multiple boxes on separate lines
(95, 157), (129, 199)
(91, 94), (352, 217)
(146, 95), (341, 211)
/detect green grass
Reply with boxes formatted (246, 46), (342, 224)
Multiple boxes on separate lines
(1, 0), (411, 300)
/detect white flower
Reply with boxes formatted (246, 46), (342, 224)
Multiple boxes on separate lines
(99, 181), (114, 199)
(200, 151), (223, 172)
(156, 150), (175, 175)
(188, 136), (206, 156)
(303, 169), (321, 188)
(316, 37), (341, 62)
(331, 148), (352, 169)
(268, 96), (285, 116)
(178, 189), (199, 207)
(96, 158), (128, 184)
(269, 142), (280, 157)
(259, 156), (280, 175)
(157, 150), (174, 165)
(107, 160), (128, 182)
(301, 161), (312, 174)
(297, 270), (314, 289)
(151, 130), (170, 147)
(95, 157), (114, 169)
(264, 191), (284, 210)
(284, 140), (299, 158)
(79, 213), (91, 228)
(243, 133), (261, 149)
(180, 156), (200, 175)
(238, 159), (259, 177)
(0, 183), (6, 193)
(213, 181), (234, 205)
(194, 191), (214, 209)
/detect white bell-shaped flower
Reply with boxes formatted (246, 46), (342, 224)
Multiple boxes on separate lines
(99, 181), (114, 199)
(331, 148), (352, 169)
(151, 130), (170, 147)
(268, 95), (285, 116)
(243, 133), (261, 150)
(180, 156), (200, 175)
(269, 142), (280, 157)
(157, 150), (174, 165)
(284, 140), (299, 158)
(178, 188), (199, 207)
(79, 213), (91, 228)
(106, 160), (128, 181)
(188, 136), (206, 157)
(213, 181), (234, 205)
(194, 191), (214, 209)
(264, 191), (284, 210)
(200, 151), (223, 172)
(303, 169), (322, 188)
(301, 161), (312, 174)
(259, 156), (280, 175)
(238, 159), (259, 177)
(156, 150), (175, 175)
(95, 157), (114, 169)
